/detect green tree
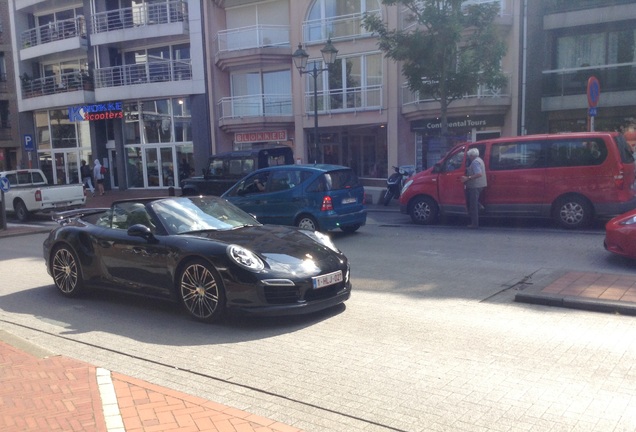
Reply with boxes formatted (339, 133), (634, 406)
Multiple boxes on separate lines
(364, 0), (507, 149)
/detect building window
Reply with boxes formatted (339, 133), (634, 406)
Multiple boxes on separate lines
(305, 0), (380, 42)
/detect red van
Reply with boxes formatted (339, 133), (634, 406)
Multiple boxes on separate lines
(399, 132), (636, 228)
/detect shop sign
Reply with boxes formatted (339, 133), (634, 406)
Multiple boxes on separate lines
(412, 115), (504, 132)
(68, 102), (123, 122)
(235, 130), (287, 143)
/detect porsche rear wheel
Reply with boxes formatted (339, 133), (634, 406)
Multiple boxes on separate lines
(178, 260), (226, 323)
(51, 245), (84, 297)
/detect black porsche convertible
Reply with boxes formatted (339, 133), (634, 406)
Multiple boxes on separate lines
(43, 196), (351, 322)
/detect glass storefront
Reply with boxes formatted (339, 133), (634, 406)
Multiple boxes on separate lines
(124, 97), (193, 188)
(35, 109), (92, 185)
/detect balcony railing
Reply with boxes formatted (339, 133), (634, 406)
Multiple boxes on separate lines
(303, 10), (379, 44)
(21, 16), (86, 48)
(21, 71), (93, 99)
(303, 85), (383, 114)
(95, 60), (192, 88)
(91, 0), (188, 34)
(542, 63), (636, 97)
(545, 0), (635, 14)
(402, 73), (511, 105)
(218, 94), (292, 120)
(216, 25), (290, 53)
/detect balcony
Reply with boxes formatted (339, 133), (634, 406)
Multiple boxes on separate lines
(215, 25), (291, 70)
(542, 62), (636, 111)
(303, 11), (378, 44)
(217, 94), (293, 131)
(545, 0), (635, 14)
(302, 85), (383, 115)
(90, 1), (188, 45)
(21, 71), (93, 100)
(401, 73), (512, 119)
(95, 60), (192, 88)
(21, 17), (87, 60)
(19, 71), (94, 111)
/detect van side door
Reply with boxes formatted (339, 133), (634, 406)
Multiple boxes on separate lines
(485, 140), (546, 215)
(436, 146), (469, 212)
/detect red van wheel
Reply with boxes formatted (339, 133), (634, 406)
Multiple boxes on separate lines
(410, 196), (439, 225)
(554, 195), (592, 229)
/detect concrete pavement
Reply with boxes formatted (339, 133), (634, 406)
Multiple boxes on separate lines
(2, 188), (636, 431)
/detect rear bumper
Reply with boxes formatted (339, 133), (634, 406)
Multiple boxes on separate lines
(318, 208), (367, 231)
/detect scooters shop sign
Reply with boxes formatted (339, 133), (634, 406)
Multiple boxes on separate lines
(68, 102), (123, 122)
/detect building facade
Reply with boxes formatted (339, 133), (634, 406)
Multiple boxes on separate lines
(524, 0), (636, 148)
(11, 1), (633, 192)
(205, 0), (521, 184)
(7, 0), (208, 189)
(0, 0), (20, 171)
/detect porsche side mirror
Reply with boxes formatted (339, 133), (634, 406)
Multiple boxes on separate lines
(127, 224), (153, 238)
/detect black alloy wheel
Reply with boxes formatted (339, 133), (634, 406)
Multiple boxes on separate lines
(51, 245), (84, 297)
(178, 259), (226, 323)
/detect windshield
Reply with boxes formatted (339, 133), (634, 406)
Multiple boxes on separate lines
(150, 196), (260, 234)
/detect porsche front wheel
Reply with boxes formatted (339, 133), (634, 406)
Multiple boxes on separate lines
(178, 260), (226, 323)
(51, 246), (84, 297)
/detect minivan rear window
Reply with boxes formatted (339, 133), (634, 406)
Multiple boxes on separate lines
(615, 134), (635, 164)
(548, 139), (607, 167)
(308, 169), (361, 192)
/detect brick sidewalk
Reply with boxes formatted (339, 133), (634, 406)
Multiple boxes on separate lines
(0, 340), (302, 432)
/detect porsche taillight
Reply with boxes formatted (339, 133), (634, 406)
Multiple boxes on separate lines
(321, 196), (333, 211)
(614, 170), (625, 189)
(35, 190), (42, 202)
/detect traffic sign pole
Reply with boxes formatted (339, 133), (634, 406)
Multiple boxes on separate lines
(587, 76), (600, 132)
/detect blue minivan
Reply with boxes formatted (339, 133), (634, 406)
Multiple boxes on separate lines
(222, 164), (367, 233)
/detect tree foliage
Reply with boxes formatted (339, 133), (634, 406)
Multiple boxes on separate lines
(364, 0), (507, 145)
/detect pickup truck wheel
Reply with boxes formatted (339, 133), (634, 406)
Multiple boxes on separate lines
(409, 196), (439, 225)
(14, 200), (30, 222)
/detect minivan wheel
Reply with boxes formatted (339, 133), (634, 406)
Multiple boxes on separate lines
(554, 195), (592, 229)
(296, 215), (319, 231)
(410, 196), (439, 225)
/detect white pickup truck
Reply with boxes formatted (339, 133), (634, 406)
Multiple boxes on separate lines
(0, 169), (86, 221)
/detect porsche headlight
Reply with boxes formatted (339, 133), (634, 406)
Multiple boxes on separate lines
(227, 244), (264, 271)
(620, 216), (636, 225)
(301, 230), (340, 253)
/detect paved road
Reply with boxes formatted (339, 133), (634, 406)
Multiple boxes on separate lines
(2, 213), (636, 431)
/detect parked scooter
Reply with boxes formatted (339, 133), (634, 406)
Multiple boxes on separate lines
(383, 165), (415, 206)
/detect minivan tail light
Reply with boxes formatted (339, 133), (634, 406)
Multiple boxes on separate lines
(35, 190), (42, 202)
(614, 170), (625, 189)
(321, 196), (333, 211)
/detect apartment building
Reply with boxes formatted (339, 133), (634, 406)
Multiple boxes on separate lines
(7, 0), (208, 189)
(206, 0), (520, 181)
(524, 0), (636, 148)
(0, 0), (19, 171)
(6, 0), (634, 191)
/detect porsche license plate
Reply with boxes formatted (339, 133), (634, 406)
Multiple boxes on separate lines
(312, 270), (343, 289)
(342, 197), (357, 204)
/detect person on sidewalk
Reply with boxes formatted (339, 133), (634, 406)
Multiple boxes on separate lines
(461, 147), (487, 228)
(80, 160), (95, 197)
(93, 159), (105, 196)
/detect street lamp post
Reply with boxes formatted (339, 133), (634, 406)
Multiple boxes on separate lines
(292, 39), (338, 164)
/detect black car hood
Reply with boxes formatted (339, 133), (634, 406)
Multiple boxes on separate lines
(185, 225), (342, 264)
